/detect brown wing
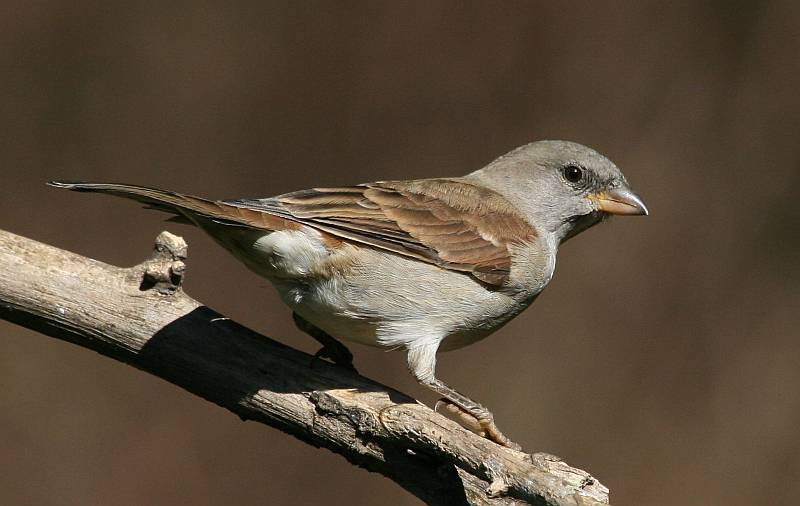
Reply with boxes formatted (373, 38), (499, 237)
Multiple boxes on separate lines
(227, 178), (537, 285)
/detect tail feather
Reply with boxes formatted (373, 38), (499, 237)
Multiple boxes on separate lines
(48, 181), (297, 231)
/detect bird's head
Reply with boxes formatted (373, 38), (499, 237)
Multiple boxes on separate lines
(469, 140), (648, 243)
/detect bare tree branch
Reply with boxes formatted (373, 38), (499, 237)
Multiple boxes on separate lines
(0, 228), (610, 505)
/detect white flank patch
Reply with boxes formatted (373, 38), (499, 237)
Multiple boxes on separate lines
(251, 228), (328, 277)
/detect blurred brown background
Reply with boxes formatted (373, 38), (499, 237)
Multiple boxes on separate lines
(1, 1), (798, 505)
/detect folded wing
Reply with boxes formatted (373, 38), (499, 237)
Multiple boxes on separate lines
(226, 179), (537, 286)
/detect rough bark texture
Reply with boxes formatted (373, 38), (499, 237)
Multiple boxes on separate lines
(0, 228), (610, 505)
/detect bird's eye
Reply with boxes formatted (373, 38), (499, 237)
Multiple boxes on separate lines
(563, 165), (584, 183)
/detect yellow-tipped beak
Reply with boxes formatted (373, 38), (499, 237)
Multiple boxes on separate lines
(589, 187), (649, 216)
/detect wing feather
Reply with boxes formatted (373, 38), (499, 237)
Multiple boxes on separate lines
(226, 178), (536, 285)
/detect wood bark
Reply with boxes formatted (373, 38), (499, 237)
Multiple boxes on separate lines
(0, 228), (610, 505)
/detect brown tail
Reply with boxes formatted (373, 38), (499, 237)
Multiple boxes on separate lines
(48, 181), (298, 231)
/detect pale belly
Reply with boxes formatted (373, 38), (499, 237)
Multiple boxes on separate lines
(211, 225), (549, 352)
(272, 250), (536, 352)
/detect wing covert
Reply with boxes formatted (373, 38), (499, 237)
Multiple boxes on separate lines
(226, 179), (537, 285)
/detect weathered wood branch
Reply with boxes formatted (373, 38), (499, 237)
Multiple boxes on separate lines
(0, 228), (609, 505)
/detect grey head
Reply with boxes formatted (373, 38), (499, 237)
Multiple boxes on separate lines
(466, 140), (648, 243)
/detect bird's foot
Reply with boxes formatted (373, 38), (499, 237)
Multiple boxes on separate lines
(310, 345), (357, 372)
(436, 399), (522, 451)
(294, 312), (357, 372)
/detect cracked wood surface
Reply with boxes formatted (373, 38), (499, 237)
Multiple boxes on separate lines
(0, 228), (610, 505)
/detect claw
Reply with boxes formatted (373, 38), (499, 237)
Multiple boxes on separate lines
(478, 417), (522, 451)
(295, 312), (357, 372)
(436, 399), (522, 450)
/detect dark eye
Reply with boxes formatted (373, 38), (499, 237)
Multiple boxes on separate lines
(563, 165), (584, 183)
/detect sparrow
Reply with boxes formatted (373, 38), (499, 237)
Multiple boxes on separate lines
(50, 140), (648, 448)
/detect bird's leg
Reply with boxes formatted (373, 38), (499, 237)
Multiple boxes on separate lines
(292, 312), (356, 372)
(407, 343), (521, 450)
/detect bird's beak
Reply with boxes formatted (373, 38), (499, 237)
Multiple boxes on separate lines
(588, 186), (649, 216)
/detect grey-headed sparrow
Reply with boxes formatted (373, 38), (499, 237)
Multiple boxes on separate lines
(51, 140), (647, 448)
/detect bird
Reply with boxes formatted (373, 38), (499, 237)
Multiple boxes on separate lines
(50, 140), (648, 449)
